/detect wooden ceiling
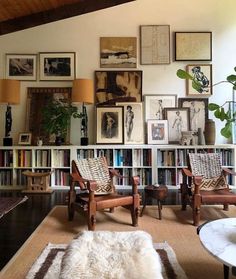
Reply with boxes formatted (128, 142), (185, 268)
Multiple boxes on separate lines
(0, 0), (135, 35)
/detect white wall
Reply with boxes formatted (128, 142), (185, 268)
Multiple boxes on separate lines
(0, 0), (235, 145)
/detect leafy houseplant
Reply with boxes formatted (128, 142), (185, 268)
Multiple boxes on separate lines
(42, 99), (82, 145)
(177, 67), (236, 138)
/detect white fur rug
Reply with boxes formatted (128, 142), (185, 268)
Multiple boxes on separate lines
(26, 232), (187, 279)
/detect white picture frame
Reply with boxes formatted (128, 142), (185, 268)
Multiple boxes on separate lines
(147, 120), (168, 144)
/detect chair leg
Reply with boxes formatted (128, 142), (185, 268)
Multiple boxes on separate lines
(131, 193), (140, 227)
(180, 183), (188, 210)
(193, 194), (201, 226)
(88, 201), (96, 231)
(223, 203), (229, 211)
(109, 207), (115, 213)
(68, 190), (76, 221)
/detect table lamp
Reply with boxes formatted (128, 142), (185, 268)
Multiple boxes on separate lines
(72, 79), (94, 145)
(0, 79), (20, 146)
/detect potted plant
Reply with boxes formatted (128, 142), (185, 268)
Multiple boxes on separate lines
(177, 67), (236, 138)
(42, 99), (82, 145)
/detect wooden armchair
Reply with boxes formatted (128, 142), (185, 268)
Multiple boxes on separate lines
(181, 153), (236, 226)
(67, 157), (140, 231)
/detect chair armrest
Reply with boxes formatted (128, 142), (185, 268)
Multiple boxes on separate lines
(70, 173), (97, 192)
(131, 176), (139, 194)
(222, 168), (236, 176)
(182, 168), (193, 177)
(109, 168), (123, 178)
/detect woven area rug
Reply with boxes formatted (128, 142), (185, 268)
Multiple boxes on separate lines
(0, 196), (28, 218)
(25, 242), (187, 279)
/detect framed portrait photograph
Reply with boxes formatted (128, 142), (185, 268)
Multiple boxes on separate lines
(95, 70), (142, 105)
(100, 37), (137, 68)
(18, 133), (32, 145)
(186, 64), (212, 96)
(164, 108), (190, 144)
(116, 102), (144, 144)
(5, 54), (37, 80)
(178, 98), (208, 133)
(144, 94), (177, 121)
(175, 32), (212, 61)
(140, 25), (170, 65)
(39, 52), (75, 81)
(147, 120), (168, 144)
(96, 106), (124, 144)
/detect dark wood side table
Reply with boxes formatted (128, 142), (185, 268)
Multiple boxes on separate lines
(140, 185), (168, 219)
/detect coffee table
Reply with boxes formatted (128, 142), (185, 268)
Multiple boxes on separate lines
(199, 218), (236, 279)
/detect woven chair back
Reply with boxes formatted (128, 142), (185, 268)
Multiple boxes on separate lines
(74, 157), (113, 195)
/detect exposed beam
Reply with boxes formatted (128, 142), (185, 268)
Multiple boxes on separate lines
(0, 0), (135, 35)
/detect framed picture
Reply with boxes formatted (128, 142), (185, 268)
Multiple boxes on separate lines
(175, 32), (212, 61)
(95, 70), (142, 105)
(18, 133), (32, 145)
(178, 98), (208, 133)
(147, 120), (168, 144)
(164, 108), (190, 144)
(5, 54), (37, 80)
(39, 52), (75, 81)
(100, 37), (137, 68)
(140, 25), (170, 65)
(96, 106), (124, 144)
(144, 94), (177, 121)
(116, 102), (144, 144)
(186, 64), (212, 96)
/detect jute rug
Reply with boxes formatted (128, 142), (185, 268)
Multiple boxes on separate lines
(25, 242), (187, 279)
(1, 204), (236, 279)
(0, 196), (28, 218)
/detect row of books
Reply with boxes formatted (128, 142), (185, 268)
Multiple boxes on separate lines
(35, 150), (51, 167)
(157, 150), (175, 167)
(157, 169), (176, 186)
(16, 150), (32, 167)
(0, 170), (12, 185)
(54, 170), (70, 186)
(53, 150), (70, 167)
(0, 150), (13, 167)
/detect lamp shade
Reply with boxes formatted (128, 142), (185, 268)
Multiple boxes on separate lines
(0, 79), (20, 104)
(72, 79), (94, 104)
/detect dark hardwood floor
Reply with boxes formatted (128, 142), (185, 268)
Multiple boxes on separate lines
(0, 189), (180, 271)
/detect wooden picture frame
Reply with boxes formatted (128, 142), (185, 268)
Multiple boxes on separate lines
(18, 133), (32, 145)
(96, 106), (124, 144)
(175, 32), (212, 61)
(178, 98), (208, 133)
(5, 54), (37, 80)
(140, 25), (170, 65)
(186, 64), (212, 96)
(100, 37), (137, 68)
(95, 70), (142, 105)
(39, 52), (75, 81)
(164, 107), (190, 144)
(25, 87), (71, 145)
(144, 94), (177, 121)
(147, 120), (168, 144)
(116, 102), (144, 144)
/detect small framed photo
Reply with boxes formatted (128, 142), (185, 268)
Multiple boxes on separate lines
(39, 52), (75, 81)
(95, 70), (142, 105)
(140, 25), (170, 65)
(186, 64), (212, 96)
(18, 133), (32, 145)
(144, 94), (177, 121)
(164, 108), (190, 144)
(147, 120), (168, 144)
(96, 106), (124, 144)
(116, 102), (144, 144)
(178, 98), (208, 132)
(175, 32), (212, 61)
(100, 37), (137, 68)
(5, 54), (37, 80)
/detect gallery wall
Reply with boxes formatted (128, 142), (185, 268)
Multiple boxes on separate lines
(0, 0), (235, 145)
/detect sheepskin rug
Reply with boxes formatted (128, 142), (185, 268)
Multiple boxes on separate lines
(59, 230), (163, 279)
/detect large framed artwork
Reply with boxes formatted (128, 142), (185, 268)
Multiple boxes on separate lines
(116, 102), (144, 144)
(140, 25), (170, 65)
(147, 120), (168, 144)
(39, 52), (75, 81)
(164, 107), (190, 144)
(95, 71), (142, 105)
(5, 54), (37, 80)
(186, 64), (212, 96)
(178, 98), (208, 133)
(96, 106), (124, 144)
(175, 32), (212, 61)
(144, 94), (177, 121)
(26, 87), (71, 145)
(100, 37), (137, 68)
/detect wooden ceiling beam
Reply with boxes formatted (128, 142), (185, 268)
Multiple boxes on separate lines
(0, 0), (135, 35)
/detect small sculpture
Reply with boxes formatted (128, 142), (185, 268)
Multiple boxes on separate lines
(180, 131), (194, 145)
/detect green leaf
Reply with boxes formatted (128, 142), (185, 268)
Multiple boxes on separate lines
(176, 69), (193, 80)
(221, 123), (232, 138)
(208, 103), (220, 111)
(192, 80), (202, 92)
(227, 75), (236, 82)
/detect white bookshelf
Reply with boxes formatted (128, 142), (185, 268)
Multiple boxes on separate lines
(0, 144), (235, 190)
